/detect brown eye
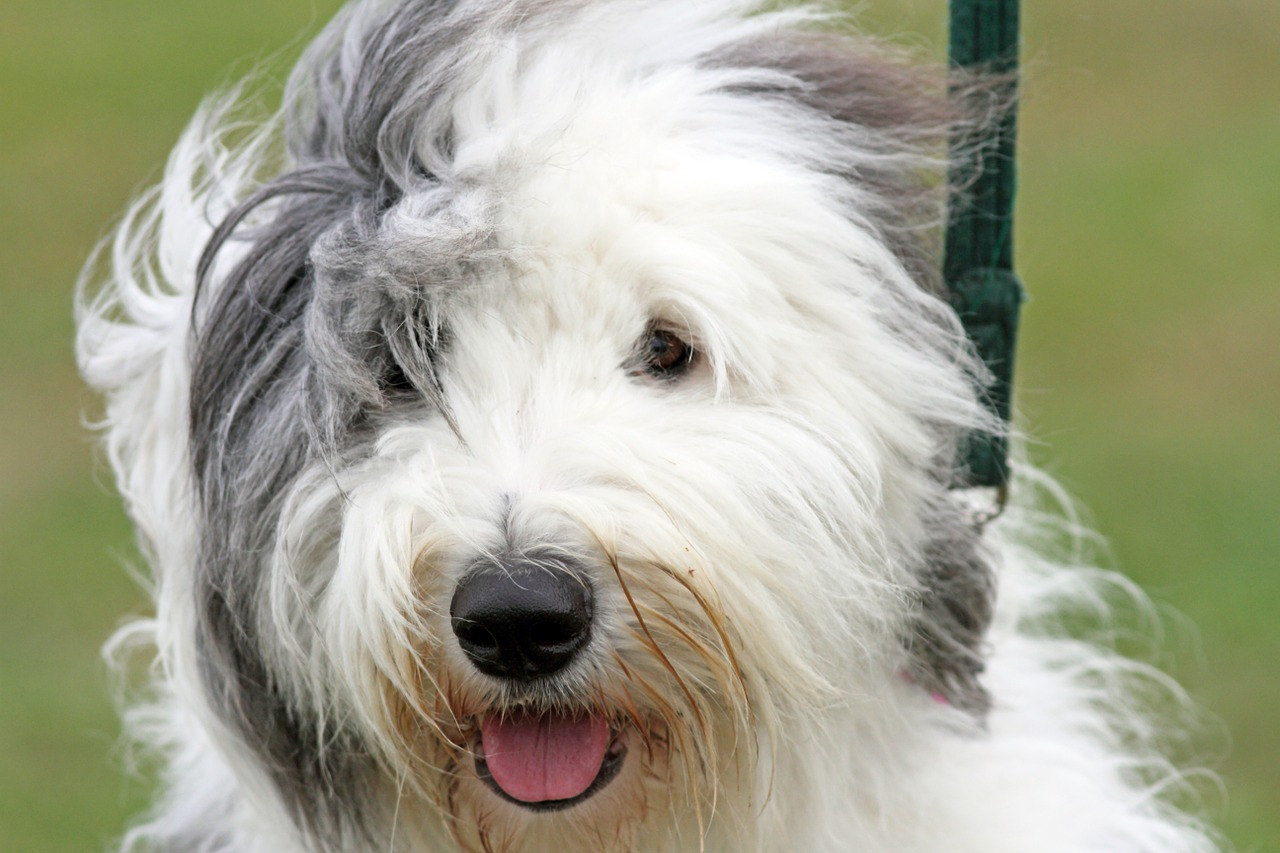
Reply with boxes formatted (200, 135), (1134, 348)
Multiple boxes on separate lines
(380, 357), (416, 395)
(644, 329), (694, 378)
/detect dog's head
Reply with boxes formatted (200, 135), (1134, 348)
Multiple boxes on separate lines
(91, 0), (1002, 848)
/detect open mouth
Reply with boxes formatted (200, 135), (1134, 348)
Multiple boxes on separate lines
(472, 710), (627, 812)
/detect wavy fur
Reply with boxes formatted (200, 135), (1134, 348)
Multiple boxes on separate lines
(78, 1), (1220, 850)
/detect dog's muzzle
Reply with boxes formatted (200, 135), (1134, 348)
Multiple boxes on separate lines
(450, 557), (625, 809)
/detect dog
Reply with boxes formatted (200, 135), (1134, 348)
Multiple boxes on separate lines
(77, 1), (1220, 850)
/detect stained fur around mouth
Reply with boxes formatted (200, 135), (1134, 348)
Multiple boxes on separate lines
(471, 720), (628, 813)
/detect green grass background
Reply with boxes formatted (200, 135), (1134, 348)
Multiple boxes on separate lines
(2, 1), (1275, 850)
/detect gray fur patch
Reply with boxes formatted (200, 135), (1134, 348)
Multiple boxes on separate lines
(907, 488), (995, 714)
(187, 0), (504, 842)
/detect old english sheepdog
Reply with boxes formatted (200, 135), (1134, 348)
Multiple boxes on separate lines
(77, 0), (1220, 850)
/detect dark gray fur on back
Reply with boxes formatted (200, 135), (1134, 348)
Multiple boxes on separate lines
(186, 0), (997, 841)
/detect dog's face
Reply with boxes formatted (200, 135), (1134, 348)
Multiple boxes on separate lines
(101, 1), (996, 848)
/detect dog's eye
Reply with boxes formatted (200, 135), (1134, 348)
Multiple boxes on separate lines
(380, 357), (416, 395)
(643, 329), (695, 379)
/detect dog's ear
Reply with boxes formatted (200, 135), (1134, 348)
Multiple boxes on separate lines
(712, 36), (998, 713)
(712, 32), (994, 296)
(184, 5), (458, 844)
(185, 3), (514, 839)
(188, 187), (388, 846)
(906, 486), (995, 714)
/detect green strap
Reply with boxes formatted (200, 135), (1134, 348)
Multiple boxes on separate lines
(944, 0), (1024, 489)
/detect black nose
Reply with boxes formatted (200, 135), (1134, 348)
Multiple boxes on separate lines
(450, 557), (593, 680)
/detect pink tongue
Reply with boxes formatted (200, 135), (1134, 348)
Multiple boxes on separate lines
(480, 711), (610, 803)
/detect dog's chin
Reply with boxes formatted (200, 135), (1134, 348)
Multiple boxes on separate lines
(469, 709), (631, 813)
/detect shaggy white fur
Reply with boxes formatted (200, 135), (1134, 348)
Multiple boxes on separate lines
(78, 1), (1220, 850)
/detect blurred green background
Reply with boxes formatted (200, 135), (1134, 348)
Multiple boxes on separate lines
(1, 1), (1275, 850)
